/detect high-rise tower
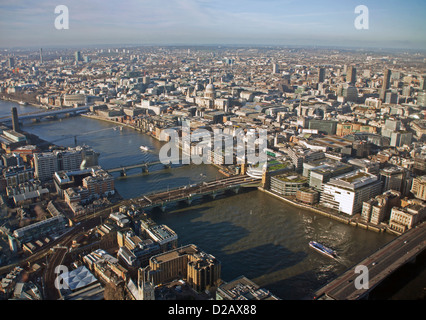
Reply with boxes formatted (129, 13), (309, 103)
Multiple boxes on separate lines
(11, 107), (19, 132)
(272, 63), (280, 74)
(318, 67), (325, 83)
(380, 69), (392, 101)
(75, 51), (83, 62)
(347, 66), (357, 85)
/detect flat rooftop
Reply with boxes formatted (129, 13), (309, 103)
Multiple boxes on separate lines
(150, 244), (199, 265)
(329, 170), (379, 190)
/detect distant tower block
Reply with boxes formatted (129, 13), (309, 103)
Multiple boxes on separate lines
(318, 67), (326, 83)
(346, 66), (357, 85)
(40, 48), (43, 64)
(11, 107), (19, 132)
(272, 63), (280, 74)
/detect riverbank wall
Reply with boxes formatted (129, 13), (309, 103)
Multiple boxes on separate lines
(258, 187), (398, 235)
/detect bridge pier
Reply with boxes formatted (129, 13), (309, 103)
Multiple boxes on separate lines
(142, 165), (149, 173)
(232, 186), (241, 194)
(120, 169), (127, 177)
(164, 163), (171, 169)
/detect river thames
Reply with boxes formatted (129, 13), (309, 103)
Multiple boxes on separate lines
(1, 100), (400, 299)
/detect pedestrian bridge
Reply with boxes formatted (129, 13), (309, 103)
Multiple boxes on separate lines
(0, 106), (90, 123)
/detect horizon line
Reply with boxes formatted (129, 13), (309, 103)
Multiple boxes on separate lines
(2, 43), (426, 53)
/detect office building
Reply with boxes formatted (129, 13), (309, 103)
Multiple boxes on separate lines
(8, 57), (15, 68)
(402, 86), (412, 97)
(420, 76), (426, 91)
(385, 91), (398, 104)
(296, 187), (319, 205)
(83, 249), (128, 287)
(286, 147), (325, 172)
(270, 172), (308, 196)
(140, 222), (178, 253)
(411, 120), (426, 139)
(361, 190), (401, 224)
(342, 85), (358, 102)
(380, 69), (392, 100)
(383, 119), (401, 134)
(318, 67), (326, 83)
(389, 201), (426, 233)
(336, 122), (377, 136)
(379, 166), (406, 193)
(346, 66), (356, 84)
(390, 131), (412, 147)
(307, 119), (337, 135)
(411, 176), (426, 201)
(75, 51), (83, 62)
(320, 170), (382, 215)
(306, 162), (353, 191)
(141, 244), (221, 293)
(117, 229), (161, 268)
(272, 63), (280, 74)
(216, 276), (280, 300)
(63, 94), (86, 106)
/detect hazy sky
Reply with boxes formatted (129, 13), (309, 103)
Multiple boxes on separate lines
(0, 0), (425, 49)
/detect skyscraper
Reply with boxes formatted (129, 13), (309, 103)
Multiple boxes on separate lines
(272, 63), (280, 74)
(75, 51), (83, 62)
(420, 75), (426, 91)
(8, 57), (15, 68)
(380, 69), (392, 101)
(346, 66), (356, 84)
(40, 48), (43, 64)
(318, 67), (325, 83)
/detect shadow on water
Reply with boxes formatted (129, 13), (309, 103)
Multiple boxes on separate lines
(153, 205), (308, 288)
(218, 243), (308, 284)
(265, 269), (337, 300)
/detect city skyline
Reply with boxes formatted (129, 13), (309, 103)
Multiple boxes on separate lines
(0, 0), (425, 50)
(1, 27), (426, 301)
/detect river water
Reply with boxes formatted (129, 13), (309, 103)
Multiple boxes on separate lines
(0, 100), (397, 299)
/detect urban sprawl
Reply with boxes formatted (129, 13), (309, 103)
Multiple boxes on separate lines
(0, 46), (425, 300)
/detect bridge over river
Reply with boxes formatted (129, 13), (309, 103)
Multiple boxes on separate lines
(0, 106), (90, 123)
(313, 221), (426, 300)
(131, 174), (261, 212)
